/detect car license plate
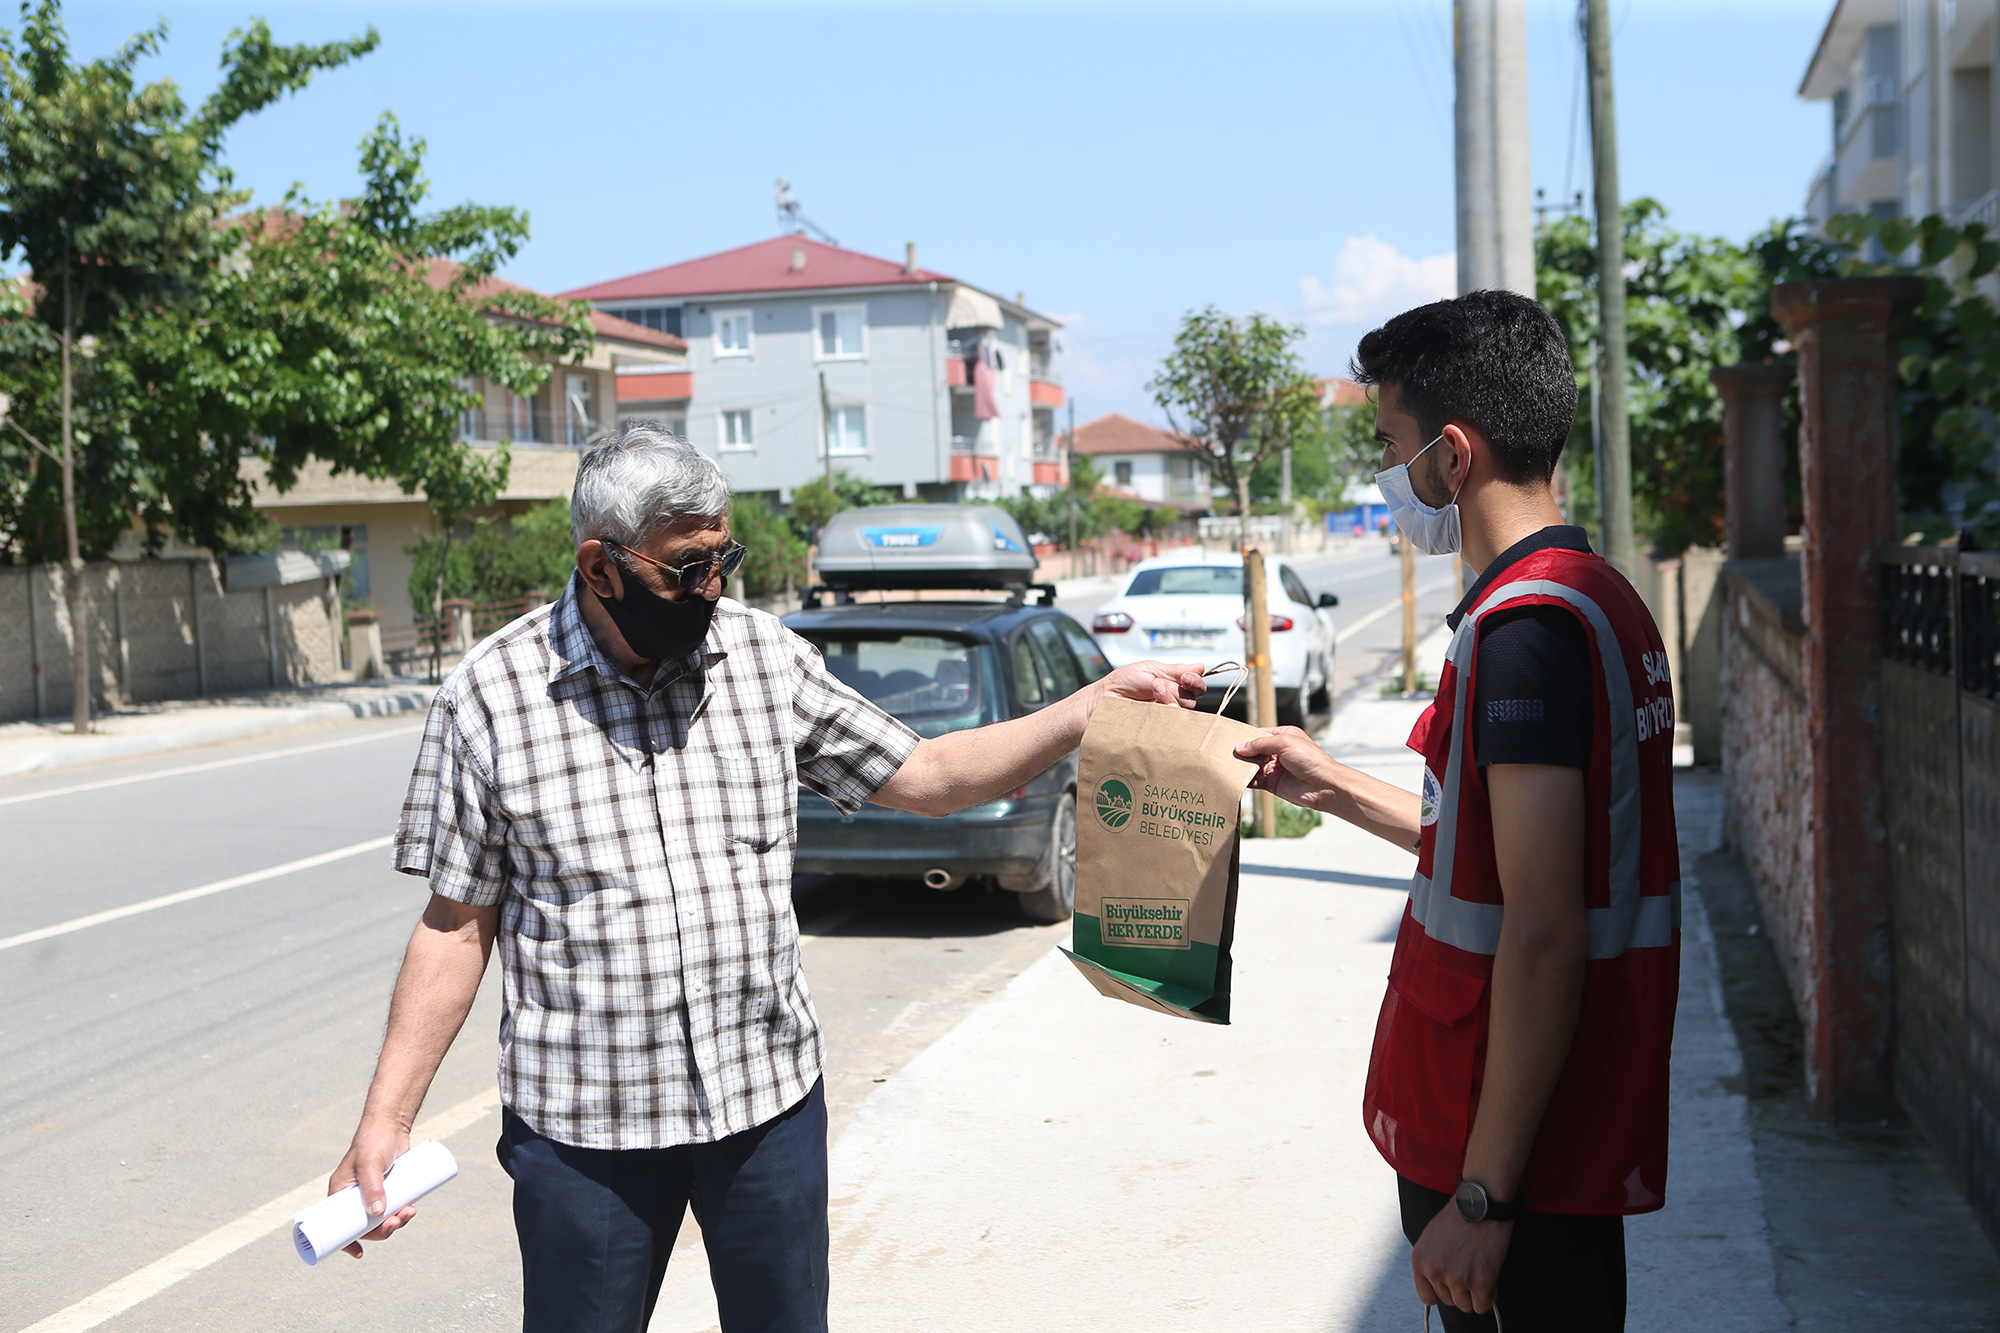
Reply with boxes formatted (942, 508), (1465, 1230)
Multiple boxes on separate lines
(1150, 629), (1219, 648)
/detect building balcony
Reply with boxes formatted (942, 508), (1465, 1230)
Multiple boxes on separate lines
(1029, 379), (1064, 409)
(1835, 95), (1900, 208)
(616, 369), (693, 402)
(1950, 189), (1999, 230)
(946, 358), (970, 388)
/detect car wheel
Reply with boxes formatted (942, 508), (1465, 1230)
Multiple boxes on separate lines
(1017, 791), (1077, 923)
(1276, 687), (1307, 730)
(1308, 653), (1332, 712)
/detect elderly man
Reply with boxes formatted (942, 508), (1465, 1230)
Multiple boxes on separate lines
(328, 423), (1204, 1333)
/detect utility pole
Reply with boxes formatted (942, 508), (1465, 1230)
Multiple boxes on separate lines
(1584, 0), (1636, 576)
(1066, 399), (1079, 553)
(1454, 0), (1535, 296)
(1279, 444), (1293, 554)
(819, 370), (833, 490)
(61, 254), (89, 735)
(1401, 536), (1418, 693)
(1245, 550), (1278, 836)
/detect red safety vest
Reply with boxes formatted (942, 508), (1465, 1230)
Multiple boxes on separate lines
(1362, 545), (1681, 1215)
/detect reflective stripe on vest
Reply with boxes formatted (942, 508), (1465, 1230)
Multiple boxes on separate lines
(1409, 576), (1681, 959)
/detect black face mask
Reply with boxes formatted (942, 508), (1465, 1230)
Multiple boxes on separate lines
(587, 566), (717, 661)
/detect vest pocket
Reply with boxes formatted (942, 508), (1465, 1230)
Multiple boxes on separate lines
(1377, 947), (1488, 1155)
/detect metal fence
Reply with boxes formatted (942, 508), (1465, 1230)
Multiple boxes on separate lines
(1878, 546), (2000, 1245)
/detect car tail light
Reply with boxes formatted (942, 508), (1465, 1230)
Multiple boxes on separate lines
(1093, 611), (1134, 633)
(1236, 614), (1295, 632)
(1003, 785), (1027, 800)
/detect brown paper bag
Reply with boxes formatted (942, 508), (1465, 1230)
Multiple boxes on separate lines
(1062, 679), (1261, 1023)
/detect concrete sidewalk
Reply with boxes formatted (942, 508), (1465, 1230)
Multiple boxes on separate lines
(0, 678), (436, 779)
(634, 628), (1799, 1331)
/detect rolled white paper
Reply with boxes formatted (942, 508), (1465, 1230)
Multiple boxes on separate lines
(292, 1139), (459, 1266)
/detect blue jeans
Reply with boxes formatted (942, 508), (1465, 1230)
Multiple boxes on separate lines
(496, 1083), (829, 1333)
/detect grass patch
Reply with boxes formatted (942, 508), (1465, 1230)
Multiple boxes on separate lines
(1245, 802), (1322, 839)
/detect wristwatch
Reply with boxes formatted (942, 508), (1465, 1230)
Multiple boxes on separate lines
(1454, 1178), (1521, 1223)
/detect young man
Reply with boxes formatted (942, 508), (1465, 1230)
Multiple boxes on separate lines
(1235, 291), (1680, 1331)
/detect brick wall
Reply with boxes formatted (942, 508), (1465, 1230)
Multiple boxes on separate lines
(1722, 559), (1817, 1047)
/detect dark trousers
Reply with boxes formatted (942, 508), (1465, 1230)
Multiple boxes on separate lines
(496, 1083), (829, 1333)
(1398, 1175), (1626, 1333)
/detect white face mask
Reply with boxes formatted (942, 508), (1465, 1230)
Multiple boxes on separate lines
(1376, 432), (1463, 556)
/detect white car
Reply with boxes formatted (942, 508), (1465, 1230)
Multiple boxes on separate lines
(1090, 550), (1338, 728)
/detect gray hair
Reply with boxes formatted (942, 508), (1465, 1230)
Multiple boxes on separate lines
(570, 420), (731, 550)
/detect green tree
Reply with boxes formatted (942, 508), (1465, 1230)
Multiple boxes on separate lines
(730, 493), (807, 599)
(1147, 308), (1320, 544)
(405, 498), (577, 615)
(787, 467), (896, 539)
(1827, 211), (2000, 544)
(1535, 202), (1845, 553)
(0, 2), (375, 730)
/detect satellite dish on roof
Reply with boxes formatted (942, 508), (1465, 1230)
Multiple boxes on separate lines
(774, 176), (838, 246)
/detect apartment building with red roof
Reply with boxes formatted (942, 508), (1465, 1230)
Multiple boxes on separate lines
(562, 235), (1065, 502)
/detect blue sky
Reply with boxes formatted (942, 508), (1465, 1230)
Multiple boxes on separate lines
(60, 0), (1835, 422)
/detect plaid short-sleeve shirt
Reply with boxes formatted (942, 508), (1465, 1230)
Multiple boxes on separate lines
(394, 581), (919, 1149)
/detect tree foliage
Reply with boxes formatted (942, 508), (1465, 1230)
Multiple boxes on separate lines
(0, 3), (376, 561)
(730, 492), (807, 599)
(1147, 307), (1320, 532)
(1827, 211), (2000, 545)
(405, 499), (577, 615)
(1535, 202), (1844, 553)
(0, 6), (593, 564)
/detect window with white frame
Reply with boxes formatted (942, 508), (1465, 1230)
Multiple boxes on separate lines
(815, 305), (865, 359)
(721, 408), (755, 451)
(826, 404), (867, 456)
(714, 310), (752, 356)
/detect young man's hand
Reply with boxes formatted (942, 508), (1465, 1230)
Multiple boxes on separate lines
(1410, 1206), (1511, 1315)
(1233, 726), (1344, 808)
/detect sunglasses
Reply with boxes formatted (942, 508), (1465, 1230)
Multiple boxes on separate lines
(607, 539), (748, 591)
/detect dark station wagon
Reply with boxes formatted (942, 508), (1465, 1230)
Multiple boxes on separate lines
(783, 505), (1111, 922)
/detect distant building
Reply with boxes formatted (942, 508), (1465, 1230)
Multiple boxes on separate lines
(1318, 376), (1369, 409)
(1800, 1), (2000, 232)
(1069, 414), (1210, 513)
(562, 237), (1065, 503)
(239, 271), (687, 655)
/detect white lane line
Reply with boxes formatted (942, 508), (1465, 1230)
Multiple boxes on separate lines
(1334, 575), (1459, 644)
(0, 723), (426, 809)
(20, 1085), (503, 1333)
(0, 836), (395, 953)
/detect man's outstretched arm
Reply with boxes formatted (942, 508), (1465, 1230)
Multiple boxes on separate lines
(327, 891), (497, 1256)
(871, 659), (1207, 817)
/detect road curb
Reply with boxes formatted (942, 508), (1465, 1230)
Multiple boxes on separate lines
(0, 685), (437, 779)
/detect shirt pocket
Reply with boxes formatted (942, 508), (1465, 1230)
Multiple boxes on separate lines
(710, 746), (795, 854)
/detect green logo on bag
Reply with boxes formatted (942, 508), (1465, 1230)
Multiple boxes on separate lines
(1095, 776), (1134, 830)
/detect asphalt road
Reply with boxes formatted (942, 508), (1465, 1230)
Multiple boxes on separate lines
(0, 545), (1453, 1331)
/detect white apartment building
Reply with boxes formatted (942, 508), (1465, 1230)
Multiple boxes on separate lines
(1802, 0), (2000, 231)
(562, 237), (1066, 503)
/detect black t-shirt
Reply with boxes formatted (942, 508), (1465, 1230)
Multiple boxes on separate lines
(1470, 606), (1594, 769)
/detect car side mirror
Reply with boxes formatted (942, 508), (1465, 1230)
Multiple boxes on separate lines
(1317, 592), (1340, 608)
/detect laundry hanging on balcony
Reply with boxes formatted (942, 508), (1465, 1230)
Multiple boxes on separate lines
(973, 337), (1000, 420)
